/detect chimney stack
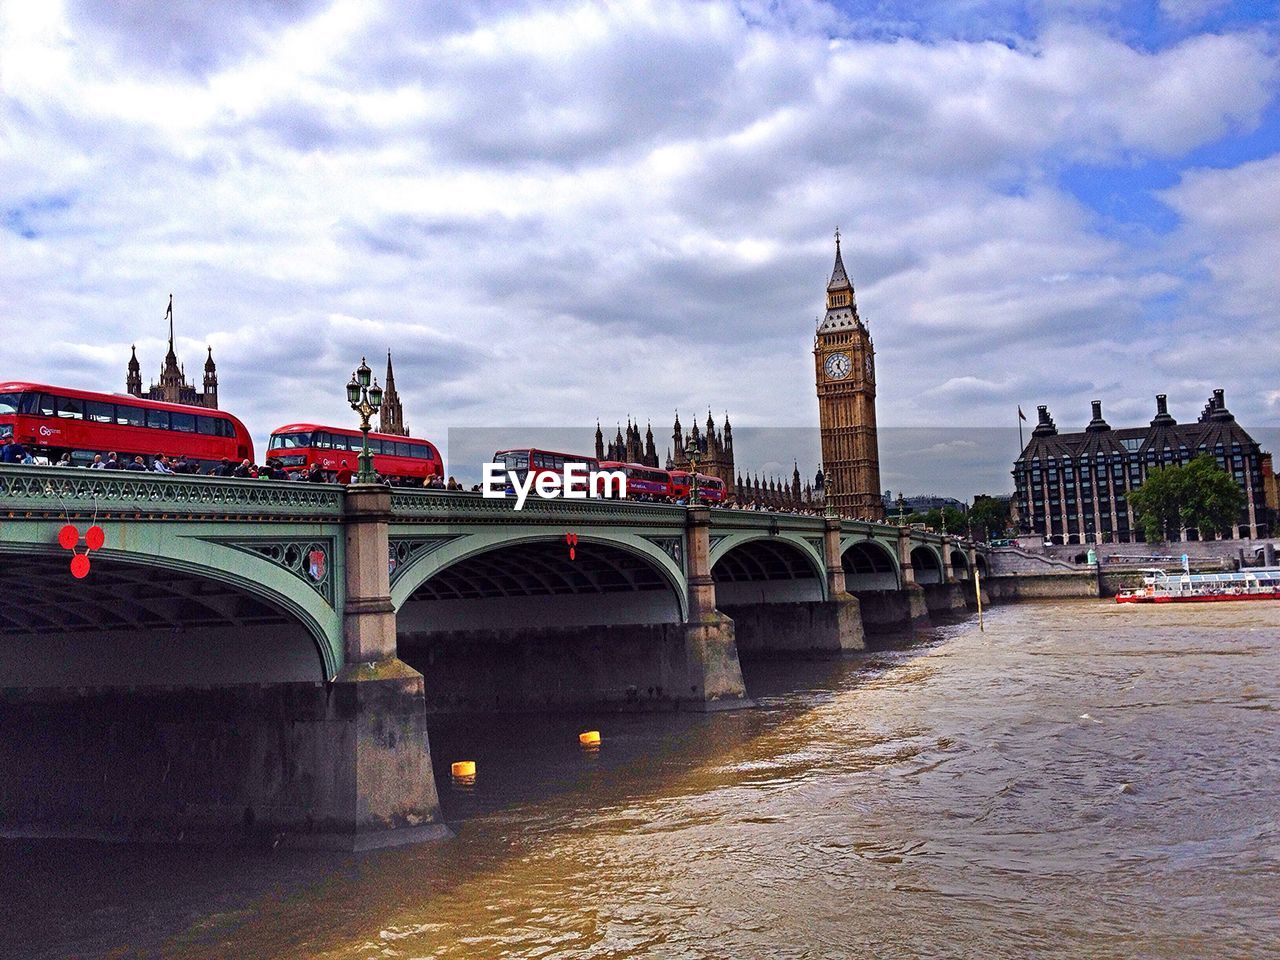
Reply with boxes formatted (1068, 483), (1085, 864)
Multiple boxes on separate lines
(1156, 394), (1168, 416)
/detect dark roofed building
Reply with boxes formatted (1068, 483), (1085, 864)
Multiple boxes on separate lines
(1013, 390), (1270, 544)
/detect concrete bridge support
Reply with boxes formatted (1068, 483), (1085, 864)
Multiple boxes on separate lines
(673, 506), (747, 707)
(324, 485), (443, 846)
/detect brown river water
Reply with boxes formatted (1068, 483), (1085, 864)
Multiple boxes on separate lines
(3, 599), (1279, 959)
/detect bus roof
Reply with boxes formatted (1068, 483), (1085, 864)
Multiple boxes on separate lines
(0, 381), (248, 429)
(273, 422), (435, 446)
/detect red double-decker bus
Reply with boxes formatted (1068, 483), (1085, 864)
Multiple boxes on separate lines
(599, 461), (672, 500)
(0, 381), (253, 470)
(269, 423), (442, 483)
(669, 470), (725, 503)
(493, 448), (601, 491)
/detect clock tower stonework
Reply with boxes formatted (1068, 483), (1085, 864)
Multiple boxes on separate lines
(814, 232), (884, 520)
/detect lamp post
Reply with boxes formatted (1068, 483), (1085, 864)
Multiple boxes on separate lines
(346, 357), (383, 484)
(824, 468), (837, 519)
(687, 447), (702, 506)
(897, 493), (907, 527)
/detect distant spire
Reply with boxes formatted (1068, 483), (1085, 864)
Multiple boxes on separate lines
(827, 230), (850, 292)
(385, 349), (397, 389)
(204, 345), (215, 371)
(165, 294), (175, 354)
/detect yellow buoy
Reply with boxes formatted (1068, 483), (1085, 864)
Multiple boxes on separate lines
(579, 730), (601, 746)
(451, 760), (476, 778)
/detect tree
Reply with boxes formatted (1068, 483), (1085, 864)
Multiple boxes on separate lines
(1129, 455), (1243, 543)
(1178, 455), (1245, 538)
(968, 495), (1011, 541)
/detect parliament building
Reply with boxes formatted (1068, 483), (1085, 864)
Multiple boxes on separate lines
(126, 297), (219, 408)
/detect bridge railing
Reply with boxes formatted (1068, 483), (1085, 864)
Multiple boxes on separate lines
(389, 488), (688, 526)
(0, 465), (345, 519)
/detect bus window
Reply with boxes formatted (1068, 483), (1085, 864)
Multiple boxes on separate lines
(314, 432), (332, 449)
(218, 419), (236, 438)
(197, 416), (219, 436)
(269, 431), (311, 449)
(37, 393), (57, 417)
(0, 392), (23, 415)
(368, 439), (383, 455)
(171, 412), (196, 433)
(86, 400), (114, 423)
(502, 451), (528, 471)
(146, 409), (170, 430)
(116, 405), (145, 427)
(56, 396), (84, 419)
(394, 442), (409, 458)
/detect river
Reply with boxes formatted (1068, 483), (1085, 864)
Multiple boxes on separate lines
(3, 599), (1278, 959)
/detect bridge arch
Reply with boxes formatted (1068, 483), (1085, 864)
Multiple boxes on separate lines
(841, 539), (901, 590)
(0, 545), (336, 685)
(950, 549), (970, 578)
(910, 544), (944, 585)
(392, 533), (688, 629)
(709, 534), (826, 604)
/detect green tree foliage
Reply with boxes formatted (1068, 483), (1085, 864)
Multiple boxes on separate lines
(1129, 455), (1243, 543)
(905, 506), (968, 534)
(968, 495), (1011, 540)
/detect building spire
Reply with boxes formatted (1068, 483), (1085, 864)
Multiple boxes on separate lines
(165, 294), (175, 356)
(827, 229), (850, 292)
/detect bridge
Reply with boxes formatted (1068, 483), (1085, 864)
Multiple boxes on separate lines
(0, 466), (986, 848)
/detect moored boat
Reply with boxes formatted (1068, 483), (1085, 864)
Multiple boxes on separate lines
(1116, 568), (1280, 604)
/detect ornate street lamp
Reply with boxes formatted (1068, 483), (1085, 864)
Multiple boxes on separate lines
(687, 446), (702, 506)
(347, 356), (383, 484)
(824, 469), (837, 519)
(897, 492), (907, 526)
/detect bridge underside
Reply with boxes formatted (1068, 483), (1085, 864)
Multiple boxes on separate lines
(0, 554), (438, 848)
(713, 539), (862, 656)
(395, 540), (729, 712)
(0, 554), (324, 685)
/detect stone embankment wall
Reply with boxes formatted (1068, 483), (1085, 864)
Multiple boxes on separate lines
(985, 546), (1100, 599)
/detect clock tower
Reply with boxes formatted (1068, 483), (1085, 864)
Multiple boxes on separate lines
(814, 230), (884, 520)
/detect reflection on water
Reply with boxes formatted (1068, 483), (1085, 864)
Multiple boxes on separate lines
(4, 601), (1280, 959)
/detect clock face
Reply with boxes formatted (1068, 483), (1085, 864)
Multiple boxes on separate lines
(864, 353), (874, 380)
(824, 352), (851, 380)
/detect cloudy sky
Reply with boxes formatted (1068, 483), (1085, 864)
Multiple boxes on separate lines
(2, 0), (1278, 495)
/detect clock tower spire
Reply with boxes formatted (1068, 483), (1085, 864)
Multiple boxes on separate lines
(814, 228), (883, 520)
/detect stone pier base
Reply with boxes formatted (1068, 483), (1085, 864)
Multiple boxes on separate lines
(922, 582), (969, 617)
(852, 586), (930, 632)
(0, 661), (445, 849)
(721, 595), (865, 656)
(399, 615), (748, 713)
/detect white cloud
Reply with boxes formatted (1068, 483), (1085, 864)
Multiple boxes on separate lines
(1, 0), (1278, 496)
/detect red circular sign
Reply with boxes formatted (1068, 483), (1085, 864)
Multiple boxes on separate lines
(85, 525), (105, 551)
(58, 524), (79, 550)
(70, 554), (91, 579)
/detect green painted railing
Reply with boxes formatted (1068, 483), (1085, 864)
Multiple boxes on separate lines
(0, 465), (344, 518)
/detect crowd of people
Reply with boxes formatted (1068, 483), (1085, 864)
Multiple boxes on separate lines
(2, 441), (842, 514)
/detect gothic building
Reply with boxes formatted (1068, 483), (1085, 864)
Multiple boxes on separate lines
(595, 419), (657, 466)
(669, 410), (735, 495)
(1013, 391), (1271, 543)
(379, 351), (408, 436)
(126, 296), (218, 408)
(813, 231), (884, 520)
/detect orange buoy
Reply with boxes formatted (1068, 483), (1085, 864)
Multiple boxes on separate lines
(451, 760), (476, 779)
(579, 730), (601, 746)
